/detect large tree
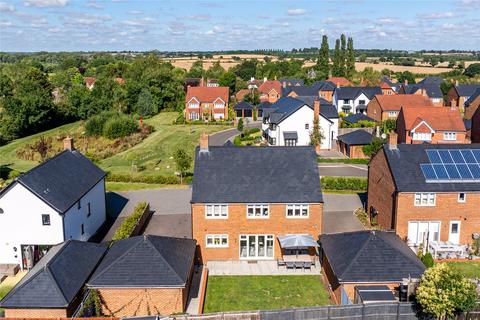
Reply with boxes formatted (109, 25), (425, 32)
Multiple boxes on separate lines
(340, 34), (347, 77)
(346, 37), (355, 80)
(316, 35), (330, 79)
(332, 39), (343, 77)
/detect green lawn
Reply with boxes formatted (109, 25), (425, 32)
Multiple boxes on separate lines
(0, 112), (231, 177)
(203, 276), (330, 313)
(105, 181), (189, 192)
(444, 261), (480, 278)
(317, 158), (369, 164)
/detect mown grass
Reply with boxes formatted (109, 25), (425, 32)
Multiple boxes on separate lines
(317, 157), (369, 165)
(204, 276), (330, 313)
(0, 112), (231, 177)
(105, 182), (188, 192)
(444, 261), (480, 279)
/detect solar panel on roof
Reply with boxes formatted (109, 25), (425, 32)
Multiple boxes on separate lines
(422, 149), (480, 182)
(438, 150), (454, 163)
(421, 164), (437, 180)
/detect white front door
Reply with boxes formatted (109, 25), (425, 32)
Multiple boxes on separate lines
(449, 221), (461, 244)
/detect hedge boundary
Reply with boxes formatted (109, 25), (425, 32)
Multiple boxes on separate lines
(112, 202), (149, 241)
(321, 176), (367, 191)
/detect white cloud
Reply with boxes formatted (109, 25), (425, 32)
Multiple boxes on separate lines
(0, 20), (12, 26)
(420, 12), (457, 19)
(67, 13), (111, 26)
(0, 2), (15, 12)
(378, 18), (395, 24)
(124, 17), (153, 26)
(86, 1), (103, 9)
(48, 27), (60, 32)
(287, 8), (306, 16)
(188, 14), (210, 21)
(24, 0), (68, 8)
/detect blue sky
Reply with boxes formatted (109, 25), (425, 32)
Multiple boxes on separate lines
(0, 0), (479, 52)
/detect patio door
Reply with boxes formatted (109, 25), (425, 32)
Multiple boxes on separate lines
(240, 234), (274, 259)
(448, 221), (461, 244)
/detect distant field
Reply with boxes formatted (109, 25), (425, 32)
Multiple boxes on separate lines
(0, 112), (231, 177)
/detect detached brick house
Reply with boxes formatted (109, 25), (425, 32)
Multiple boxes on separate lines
(87, 235), (196, 317)
(367, 141), (480, 248)
(399, 77), (444, 106)
(191, 135), (323, 262)
(185, 86), (229, 121)
(396, 106), (467, 144)
(320, 231), (425, 305)
(447, 84), (480, 109)
(367, 94), (433, 122)
(327, 77), (351, 87)
(0, 240), (107, 318)
(258, 80), (282, 103)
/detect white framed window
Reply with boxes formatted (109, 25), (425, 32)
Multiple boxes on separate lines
(305, 124), (309, 130)
(458, 193), (466, 203)
(286, 204), (309, 218)
(206, 234), (228, 248)
(388, 111), (398, 118)
(408, 221), (440, 245)
(42, 214), (51, 226)
(239, 234), (274, 259)
(189, 112), (199, 120)
(443, 132), (457, 141)
(247, 204), (269, 219)
(213, 113), (224, 120)
(412, 132), (432, 141)
(214, 102), (224, 109)
(343, 99), (350, 104)
(189, 102), (199, 108)
(205, 204), (228, 219)
(414, 193), (436, 206)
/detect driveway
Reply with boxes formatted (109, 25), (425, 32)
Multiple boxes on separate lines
(322, 193), (365, 234)
(103, 188), (192, 241)
(209, 121), (262, 146)
(318, 163), (368, 177)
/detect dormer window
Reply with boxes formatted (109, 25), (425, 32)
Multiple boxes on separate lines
(189, 102), (199, 108)
(214, 102), (224, 109)
(443, 132), (457, 141)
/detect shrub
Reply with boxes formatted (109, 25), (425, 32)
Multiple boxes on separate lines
(321, 176), (368, 191)
(105, 172), (185, 184)
(421, 252), (435, 268)
(112, 202), (148, 241)
(7, 169), (20, 180)
(103, 115), (139, 139)
(237, 118), (244, 132)
(85, 111), (117, 136)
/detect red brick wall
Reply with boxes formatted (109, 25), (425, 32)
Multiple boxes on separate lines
(337, 142), (368, 159)
(465, 96), (480, 120)
(97, 288), (185, 317)
(400, 130), (467, 144)
(395, 192), (480, 245)
(446, 87), (460, 107)
(192, 203), (323, 262)
(472, 108), (480, 143)
(366, 98), (383, 122)
(4, 309), (68, 318)
(367, 149), (397, 230)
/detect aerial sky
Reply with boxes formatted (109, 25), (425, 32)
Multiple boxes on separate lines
(0, 0), (479, 52)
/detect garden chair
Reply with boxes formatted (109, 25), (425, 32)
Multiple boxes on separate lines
(286, 262), (295, 271)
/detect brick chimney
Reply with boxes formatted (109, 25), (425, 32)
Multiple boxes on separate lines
(283, 81), (287, 89)
(388, 132), (398, 149)
(199, 132), (209, 152)
(451, 99), (457, 109)
(455, 80), (459, 86)
(313, 98), (320, 122)
(404, 79), (408, 85)
(336, 82), (340, 89)
(63, 136), (74, 151)
(263, 77), (267, 83)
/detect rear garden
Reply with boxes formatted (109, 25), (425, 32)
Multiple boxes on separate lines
(203, 275), (330, 313)
(444, 261), (480, 279)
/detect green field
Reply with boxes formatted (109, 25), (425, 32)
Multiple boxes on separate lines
(0, 112), (231, 178)
(444, 261), (480, 279)
(203, 276), (330, 313)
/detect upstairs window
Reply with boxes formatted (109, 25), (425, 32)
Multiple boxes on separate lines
(247, 204), (269, 218)
(205, 204), (228, 219)
(388, 111), (398, 118)
(358, 100), (366, 105)
(414, 193), (436, 206)
(443, 132), (457, 141)
(458, 193), (466, 203)
(189, 102), (199, 108)
(42, 214), (51, 226)
(286, 204), (309, 218)
(214, 102), (224, 109)
(413, 132), (432, 141)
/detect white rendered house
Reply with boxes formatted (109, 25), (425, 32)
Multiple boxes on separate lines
(333, 87), (383, 114)
(0, 138), (106, 269)
(262, 97), (339, 149)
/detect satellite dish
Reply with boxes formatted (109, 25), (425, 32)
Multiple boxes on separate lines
(381, 133), (387, 139)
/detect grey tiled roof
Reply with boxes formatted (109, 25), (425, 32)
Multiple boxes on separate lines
(343, 113), (374, 124)
(320, 231), (425, 283)
(404, 83), (443, 99)
(418, 76), (443, 85)
(295, 96), (339, 119)
(2, 150), (106, 213)
(311, 81), (336, 91)
(337, 130), (373, 146)
(88, 235), (196, 288)
(382, 144), (480, 192)
(234, 101), (254, 110)
(465, 88), (480, 106)
(284, 86), (318, 97)
(335, 87), (382, 100)
(192, 146), (323, 203)
(456, 84), (480, 97)
(0, 240), (107, 308)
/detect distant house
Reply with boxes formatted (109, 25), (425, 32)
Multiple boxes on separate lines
(285, 81), (336, 103)
(396, 106), (467, 144)
(399, 77), (444, 106)
(262, 96), (339, 149)
(0, 240), (107, 318)
(367, 141), (480, 248)
(87, 235), (196, 317)
(184, 77), (202, 92)
(379, 76), (400, 94)
(447, 83), (480, 109)
(327, 77), (352, 87)
(280, 78), (304, 87)
(333, 87), (383, 114)
(320, 231), (425, 305)
(191, 138), (323, 262)
(463, 88), (480, 120)
(0, 138), (106, 269)
(336, 130), (373, 159)
(84, 77), (96, 90)
(185, 86), (229, 121)
(235, 88), (251, 102)
(207, 79), (219, 87)
(234, 101), (255, 119)
(367, 94), (433, 122)
(258, 80), (282, 103)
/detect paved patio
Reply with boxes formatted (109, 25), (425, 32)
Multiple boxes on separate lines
(207, 260), (321, 276)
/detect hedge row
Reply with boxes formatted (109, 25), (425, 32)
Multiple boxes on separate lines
(112, 202), (148, 241)
(317, 157), (369, 165)
(321, 176), (368, 191)
(105, 172), (192, 184)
